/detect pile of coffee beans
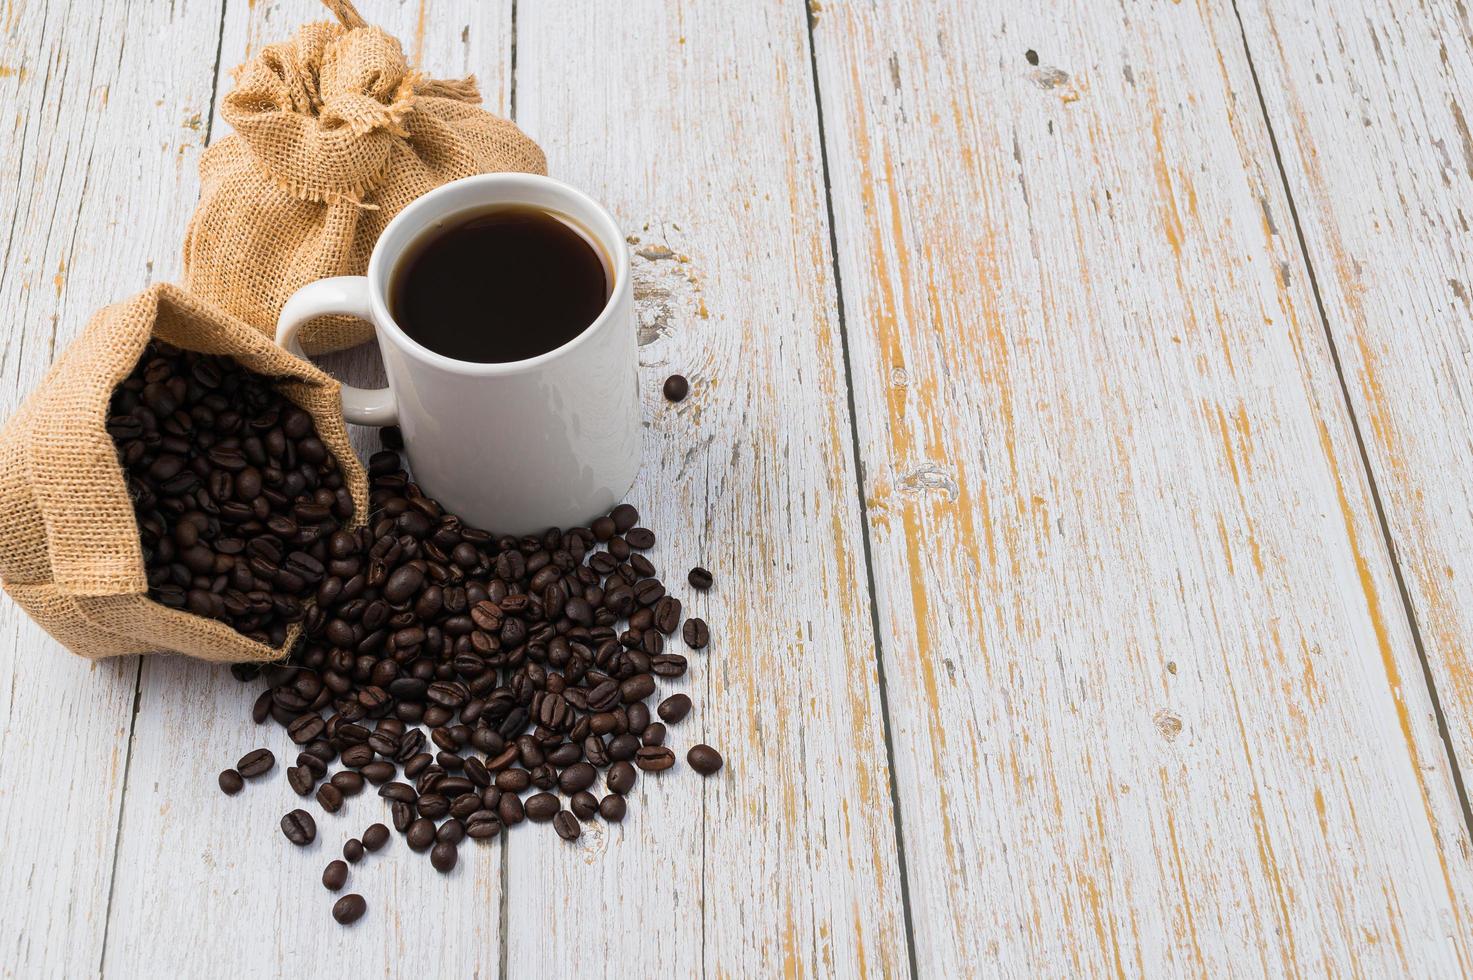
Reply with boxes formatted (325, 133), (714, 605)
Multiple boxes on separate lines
(107, 342), (354, 647)
(219, 428), (722, 926)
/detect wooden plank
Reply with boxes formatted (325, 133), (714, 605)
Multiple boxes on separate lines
(0, 0), (224, 975)
(1234, 0), (1473, 821)
(100, 3), (514, 975)
(810, 0), (1473, 974)
(507, 3), (910, 976)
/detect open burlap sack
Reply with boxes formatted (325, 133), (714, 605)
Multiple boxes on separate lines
(182, 0), (546, 355)
(0, 283), (368, 662)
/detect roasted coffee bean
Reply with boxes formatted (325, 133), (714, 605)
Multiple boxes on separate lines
(619, 674), (655, 703)
(607, 734), (640, 762)
(498, 793), (525, 827)
(316, 783), (344, 813)
(642, 723), (667, 747)
(606, 760), (637, 794)
(558, 762), (597, 794)
(341, 744), (375, 768)
(652, 595), (682, 634)
(658, 693), (692, 724)
(599, 794), (627, 822)
(383, 565), (424, 603)
(378, 782), (418, 804)
(662, 374), (689, 402)
(251, 690), (274, 723)
(436, 819), (465, 845)
(463, 756), (490, 787)
(391, 801), (413, 833)
(330, 771), (365, 796)
(288, 713), (326, 744)
(402, 753), (434, 778)
(570, 791), (599, 820)
(322, 859), (348, 891)
(359, 761), (396, 784)
(237, 748), (275, 778)
(406, 818), (436, 851)
(553, 810), (582, 841)
(332, 893), (366, 925)
(687, 566), (713, 590)
(430, 841), (458, 873)
(287, 765), (315, 796)
(281, 809), (316, 845)
(626, 702), (651, 732)
(682, 617), (710, 649)
(417, 794), (450, 820)
(610, 503), (639, 532)
(687, 744), (724, 775)
(625, 527), (655, 549)
(466, 810), (501, 839)
(218, 769), (244, 795)
(635, 746), (676, 772)
(343, 838), (365, 863)
(524, 792), (560, 822)
(362, 823), (390, 852)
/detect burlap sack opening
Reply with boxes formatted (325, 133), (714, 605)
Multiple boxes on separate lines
(0, 283), (369, 662)
(182, 0), (547, 355)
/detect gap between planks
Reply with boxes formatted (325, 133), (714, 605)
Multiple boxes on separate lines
(800, 1), (921, 976)
(1228, 0), (1473, 845)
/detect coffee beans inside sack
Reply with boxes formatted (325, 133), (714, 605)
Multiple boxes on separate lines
(0, 283), (366, 662)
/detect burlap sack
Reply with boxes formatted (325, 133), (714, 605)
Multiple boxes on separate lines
(182, 0), (546, 355)
(0, 283), (368, 662)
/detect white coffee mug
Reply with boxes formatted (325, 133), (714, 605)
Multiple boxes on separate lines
(276, 173), (641, 534)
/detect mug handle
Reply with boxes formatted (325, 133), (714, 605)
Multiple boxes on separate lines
(275, 276), (399, 426)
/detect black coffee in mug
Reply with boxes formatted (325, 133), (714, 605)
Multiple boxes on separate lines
(389, 204), (611, 364)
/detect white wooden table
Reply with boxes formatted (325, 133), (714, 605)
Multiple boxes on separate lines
(4, 0), (1473, 975)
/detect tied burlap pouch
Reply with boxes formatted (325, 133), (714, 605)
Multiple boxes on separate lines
(0, 283), (368, 662)
(182, 0), (547, 355)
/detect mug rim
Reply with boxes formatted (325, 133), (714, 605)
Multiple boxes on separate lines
(366, 172), (631, 377)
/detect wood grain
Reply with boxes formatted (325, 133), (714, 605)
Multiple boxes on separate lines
(1235, 0), (1473, 815)
(100, 3), (514, 976)
(506, 2), (910, 976)
(0, 0), (223, 974)
(810, 0), (1473, 973)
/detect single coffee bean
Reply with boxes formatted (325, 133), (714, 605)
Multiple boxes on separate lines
(553, 810), (582, 841)
(343, 838), (365, 863)
(599, 794), (627, 822)
(619, 674), (655, 703)
(359, 761), (396, 784)
(607, 734), (640, 761)
(362, 823), (390, 852)
(570, 791), (599, 820)
(662, 374), (689, 402)
(332, 893), (367, 925)
(218, 769), (244, 795)
(252, 690), (273, 723)
(341, 744), (375, 769)
(558, 762), (597, 794)
(687, 566), (713, 590)
(330, 771), (366, 796)
(682, 617), (710, 649)
(436, 819), (466, 845)
(625, 527), (655, 549)
(607, 760), (637, 794)
(627, 702), (651, 732)
(286, 766), (315, 796)
(642, 723), (667, 747)
(635, 746), (676, 772)
(430, 841), (458, 873)
(652, 595), (682, 634)
(498, 793), (525, 827)
(237, 748), (275, 778)
(391, 801), (413, 833)
(281, 809), (316, 846)
(406, 818), (436, 851)
(524, 792), (560, 822)
(610, 503), (639, 532)
(378, 781), (417, 803)
(687, 744), (724, 775)
(466, 810), (501, 839)
(322, 860), (348, 891)
(316, 782), (344, 813)
(658, 693), (692, 724)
